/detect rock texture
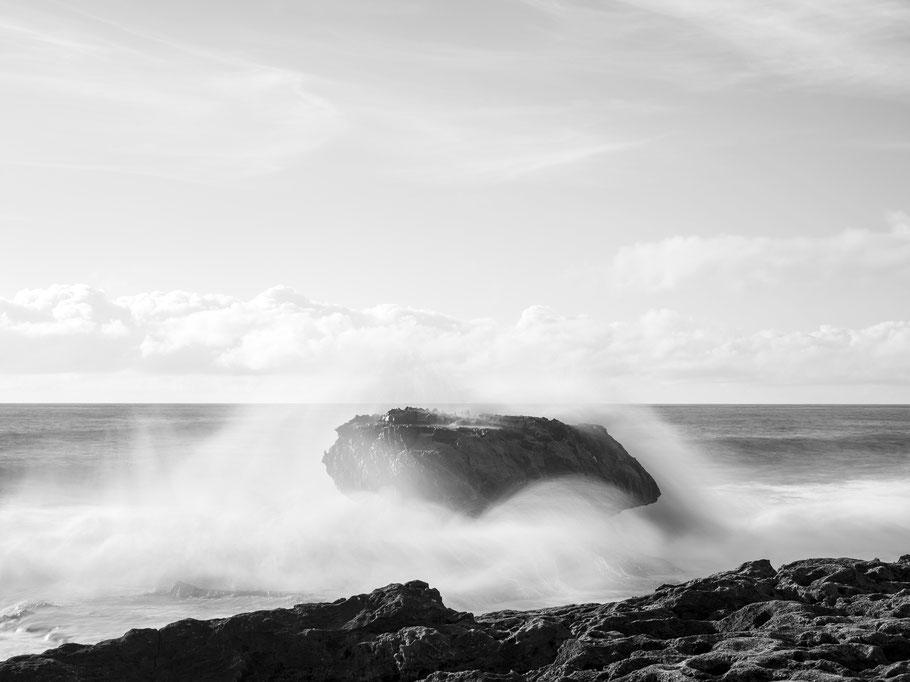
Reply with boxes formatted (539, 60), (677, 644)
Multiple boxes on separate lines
(3, 555), (910, 681)
(322, 407), (661, 515)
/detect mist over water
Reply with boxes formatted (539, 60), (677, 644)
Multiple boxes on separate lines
(604, 406), (910, 570)
(1, 403), (908, 659)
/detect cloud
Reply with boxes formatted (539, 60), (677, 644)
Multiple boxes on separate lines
(442, 138), (638, 183)
(1, 285), (908, 401)
(0, 6), (344, 183)
(408, 134), (641, 184)
(519, 0), (910, 95)
(357, 100), (648, 184)
(632, 0), (910, 94)
(0, 3), (655, 186)
(613, 214), (910, 291)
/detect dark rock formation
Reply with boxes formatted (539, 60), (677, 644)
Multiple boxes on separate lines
(3, 555), (910, 680)
(322, 407), (661, 515)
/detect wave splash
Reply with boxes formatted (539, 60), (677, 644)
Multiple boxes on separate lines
(0, 404), (908, 635)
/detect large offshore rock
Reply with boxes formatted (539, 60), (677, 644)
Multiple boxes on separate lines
(3, 555), (910, 681)
(321, 407), (661, 515)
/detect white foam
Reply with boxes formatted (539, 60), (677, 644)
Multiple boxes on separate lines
(0, 404), (907, 660)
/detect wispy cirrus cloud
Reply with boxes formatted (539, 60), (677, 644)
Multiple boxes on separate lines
(323, 71), (655, 184)
(1, 284), (908, 402)
(632, 0), (910, 93)
(0, 4), (344, 183)
(388, 121), (645, 184)
(519, 0), (910, 95)
(613, 214), (910, 292)
(0, 2), (656, 186)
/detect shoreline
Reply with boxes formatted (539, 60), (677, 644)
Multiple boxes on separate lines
(1, 554), (909, 681)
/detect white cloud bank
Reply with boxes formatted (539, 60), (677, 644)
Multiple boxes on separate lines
(1, 285), (908, 403)
(613, 214), (910, 291)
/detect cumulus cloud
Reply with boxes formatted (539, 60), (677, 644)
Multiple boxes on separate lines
(1, 285), (908, 401)
(613, 214), (910, 292)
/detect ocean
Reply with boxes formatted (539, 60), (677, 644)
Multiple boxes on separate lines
(1, 404), (908, 661)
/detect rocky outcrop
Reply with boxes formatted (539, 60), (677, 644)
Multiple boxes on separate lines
(3, 555), (910, 680)
(322, 407), (661, 515)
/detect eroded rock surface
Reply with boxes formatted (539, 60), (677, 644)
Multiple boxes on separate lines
(3, 555), (910, 681)
(322, 407), (661, 515)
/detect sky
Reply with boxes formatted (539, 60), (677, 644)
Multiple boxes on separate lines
(0, 0), (908, 403)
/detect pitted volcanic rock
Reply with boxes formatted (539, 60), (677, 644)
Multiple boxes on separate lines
(4, 555), (910, 680)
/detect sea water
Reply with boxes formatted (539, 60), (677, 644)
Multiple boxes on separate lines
(0, 403), (908, 660)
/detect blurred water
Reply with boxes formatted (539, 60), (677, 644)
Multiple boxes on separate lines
(0, 403), (907, 660)
(650, 404), (910, 483)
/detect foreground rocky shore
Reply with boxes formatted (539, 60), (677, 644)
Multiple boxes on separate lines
(2, 556), (910, 681)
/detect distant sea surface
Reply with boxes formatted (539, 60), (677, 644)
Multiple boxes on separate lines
(1, 404), (908, 660)
(650, 404), (910, 483)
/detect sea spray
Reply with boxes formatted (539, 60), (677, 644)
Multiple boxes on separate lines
(605, 404), (910, 569)
(1, 404), (687, 606)
(1, 403), (908, 659)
